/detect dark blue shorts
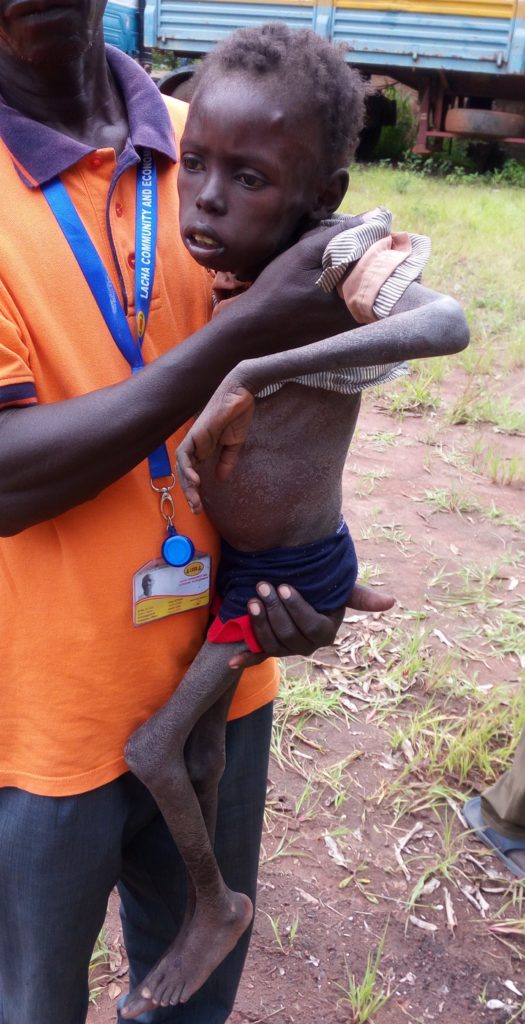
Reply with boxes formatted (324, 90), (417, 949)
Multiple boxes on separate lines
(216, 517), (358, 622)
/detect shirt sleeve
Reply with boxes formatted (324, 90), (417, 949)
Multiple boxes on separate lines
(317, 209), (431, 324)
(0, 307), (37, 410)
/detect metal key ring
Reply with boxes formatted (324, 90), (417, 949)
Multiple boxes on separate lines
(150, 474), (176, 494)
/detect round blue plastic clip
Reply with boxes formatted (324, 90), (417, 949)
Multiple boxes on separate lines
(162, 532), (195, 567)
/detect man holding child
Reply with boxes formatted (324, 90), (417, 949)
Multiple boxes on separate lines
(0, 2), (389, 1021)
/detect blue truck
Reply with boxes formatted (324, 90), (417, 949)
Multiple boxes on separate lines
(103, 0), (525, 149)
(104, 0), (144, 59)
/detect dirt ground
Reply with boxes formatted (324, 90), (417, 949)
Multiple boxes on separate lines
(88, 364), (524, 1024)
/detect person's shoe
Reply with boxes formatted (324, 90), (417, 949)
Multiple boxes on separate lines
(464, 796), (525, 880)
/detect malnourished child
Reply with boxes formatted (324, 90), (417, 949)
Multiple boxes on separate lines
(123, 23), (469, 1019)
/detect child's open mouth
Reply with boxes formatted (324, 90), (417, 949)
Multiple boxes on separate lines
(184, 226), (225, 262)
(192, 232), (219, 249)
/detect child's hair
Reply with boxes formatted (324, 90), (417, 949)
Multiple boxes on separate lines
(191, 23), (366, 172)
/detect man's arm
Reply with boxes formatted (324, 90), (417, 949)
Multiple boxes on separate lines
(0, 225), (354, 537)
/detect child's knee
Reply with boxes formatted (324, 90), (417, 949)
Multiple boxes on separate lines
(125, 729), (180, 789)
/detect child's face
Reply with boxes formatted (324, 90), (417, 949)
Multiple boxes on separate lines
(178, 76), (325, 280)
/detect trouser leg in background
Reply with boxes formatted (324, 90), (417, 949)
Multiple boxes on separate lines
(0, 702), (272, 1024)
(118, 701), (273, 1024)
(481, 722), (525, 840)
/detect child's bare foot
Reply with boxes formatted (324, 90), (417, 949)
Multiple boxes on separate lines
(120, 890), (253, 1018)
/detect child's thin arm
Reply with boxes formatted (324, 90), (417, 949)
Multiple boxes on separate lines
(177, 283), (468, 511)
(237, 283), (468, 390)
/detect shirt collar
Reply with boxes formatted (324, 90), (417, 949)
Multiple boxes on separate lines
(0, 45), (178, 188)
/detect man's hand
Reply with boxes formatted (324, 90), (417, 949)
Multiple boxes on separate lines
(229, 580), (395, 669)
(176, 376), (255, 514)
(241, 222), (358, 351)
(346, 583), (395, 613)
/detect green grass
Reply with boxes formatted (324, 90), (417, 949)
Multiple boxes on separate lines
(387, 372), (440, 414)
(459, 344), (494, 376)
(449, 393), (525, 435)
(390, 684), (525, 791)
(424, 487), (481, 515)
(504, 324), (525, 370)
(351, 463), (391, 497)
(271, 663), (345, 771)
(427, 559), (510, 614)
(405, 813), (467, 911)
(482, 503), (525, 534)
(472, 444), (525, 487)
(356, 559), (384, 584)
(89, 928), (110, 1005)
(462, 612), (525, 666)
(358, 626), (461, 718)
(416, 356), (448, 383)
(275, 663), (344, 721)
(264, 911), (300, 953)
(318, 752), (364, 809)
(336, 929), (392, 1023)
(342, 167), (525, 365)
(362, 430), (398, 450)
(360, 522), (412, 551)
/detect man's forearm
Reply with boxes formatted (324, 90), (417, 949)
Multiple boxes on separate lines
(0, 299), (272, 535)
(234, 288), (469, 396)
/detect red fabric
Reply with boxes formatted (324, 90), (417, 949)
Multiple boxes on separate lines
(208, 611), (262, 653)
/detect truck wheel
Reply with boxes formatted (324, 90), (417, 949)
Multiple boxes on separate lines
(445, 108), (525, 139)
(157, 68), (196, 102)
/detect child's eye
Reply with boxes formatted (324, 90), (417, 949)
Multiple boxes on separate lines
(182, 155), (205, 172)
(237, 172), (264, 190)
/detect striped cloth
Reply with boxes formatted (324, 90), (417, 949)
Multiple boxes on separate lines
(258, 208), (431, 399)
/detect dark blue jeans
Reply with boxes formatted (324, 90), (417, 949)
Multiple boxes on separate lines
(0, 703), (272, 1024)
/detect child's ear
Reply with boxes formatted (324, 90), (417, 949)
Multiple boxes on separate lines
(311, 168), (350, 221)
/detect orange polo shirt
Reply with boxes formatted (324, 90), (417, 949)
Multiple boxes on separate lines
(0, 48), (278, 797)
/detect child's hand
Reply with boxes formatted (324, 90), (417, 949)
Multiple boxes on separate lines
(177, 377), (256, 513)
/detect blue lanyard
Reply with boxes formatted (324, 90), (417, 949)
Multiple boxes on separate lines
(41, 151), (171, 481)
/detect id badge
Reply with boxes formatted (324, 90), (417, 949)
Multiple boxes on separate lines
(133, 553), (211, 626)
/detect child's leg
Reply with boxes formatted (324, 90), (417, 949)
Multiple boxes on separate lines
(161, 683), (239, 936)
(123, 640), (253, 1017)
(185, 681), (235, 842)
